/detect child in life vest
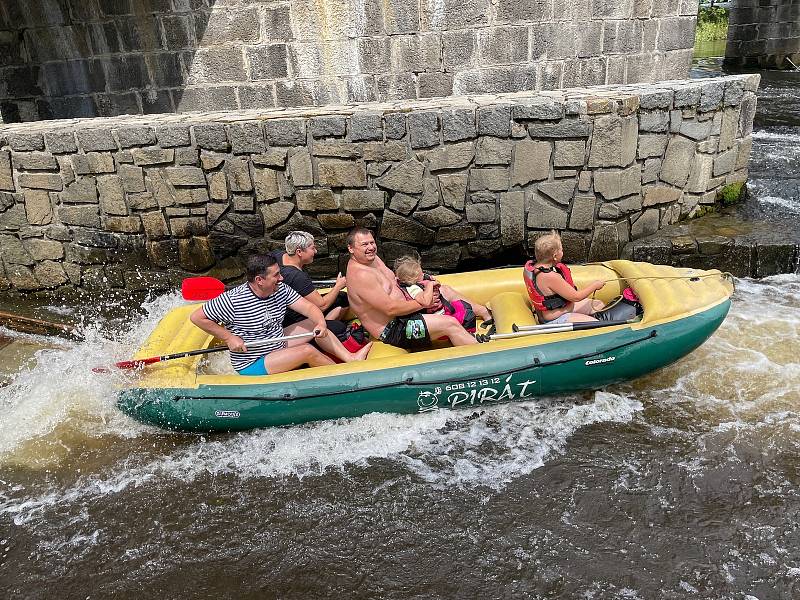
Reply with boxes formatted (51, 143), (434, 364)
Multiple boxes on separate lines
(523, 230), (606, 324)
(394, 256), (491, 331)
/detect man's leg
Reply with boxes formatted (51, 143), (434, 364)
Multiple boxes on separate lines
(263, 344), (335, 374)
(421, 313), (478, 346)
(285, 320), (372, 361)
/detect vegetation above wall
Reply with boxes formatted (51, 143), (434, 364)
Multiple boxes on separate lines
(696, 4), (729, 42)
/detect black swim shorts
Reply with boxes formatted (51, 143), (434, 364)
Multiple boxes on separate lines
(379, 312), (430, 350)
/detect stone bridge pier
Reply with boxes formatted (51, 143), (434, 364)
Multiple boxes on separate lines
(725, 0), (800, 69)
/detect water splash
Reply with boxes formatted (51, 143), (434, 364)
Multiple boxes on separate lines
(0, 292), (186, 467)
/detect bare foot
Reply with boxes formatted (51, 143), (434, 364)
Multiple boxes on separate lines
(353, 342), (373, 361)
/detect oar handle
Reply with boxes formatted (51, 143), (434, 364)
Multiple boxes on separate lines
(104, 330), (317, 371)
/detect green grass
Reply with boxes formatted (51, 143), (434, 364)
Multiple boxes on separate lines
(718, 182), (746, 205)
(696, 6), (729, 42)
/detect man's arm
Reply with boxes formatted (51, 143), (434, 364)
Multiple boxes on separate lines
(190, 307), (246, 352)
(287, 296), (328, 337)
(349, 269), (423, 317)
(303, 273), (347, 312)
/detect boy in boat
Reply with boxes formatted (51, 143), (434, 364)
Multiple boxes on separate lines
(189, 254), (371, 376)
(345, 227), (478, 349)
(524, 230), (606, 324)
(393, 254), (491, 331)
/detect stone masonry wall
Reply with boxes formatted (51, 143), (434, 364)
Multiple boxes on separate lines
(725, 0), (800, 69)
(0, 0), (700, 122)
(0, 74), (759, 293)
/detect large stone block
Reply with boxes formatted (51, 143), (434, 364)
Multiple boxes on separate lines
(297, 189), (339, 211)
(638, 134), (668, 159)
(227, 123), (266, 154)
(554, 140), (586, 167)
(388, 193), (418, 215)
(442, 109), (477, 142)
(12, 152), (58, 171)
(164, 166), (206, 187)
(643, 185), (681, 206)
(265, 119), (306, 146)
(311, 116), (347, 138)
(18, 173), (63, 191)
(569, 195), (597, 230)
(223, 158), (252, 193)
(538, 179), (577, 205)
(588, 114), (637, 168)
(499, 190), (524, 246)
(379, 211), (434, 244)
(342, 189), (386, 211)
(427, 142), (475, 172)
(23, 190), (54, 225)
(469, 168), (509, 192)
(349, 112), (383, 142)
(438, 174), (468, 210)
(59, 205), (100, 227)
(287, 149), (313, 187)
(686, 153), (713, 193)
(527, 193), (568, 229)
(76, 129), (117, 152)
(132, 147), (175, 166)
(252, 167), (281, 201)
(511, 140), (551, 186)
(318, 160), (367, 188)
(477, 105), (512, 137)
(594, 165), (641, 200)
(476, 137), (513, 166)
(409, 111), (440, 149)
(97, 175), (128, 215)
(660, 136), (695, 186)
(375, 159), (425, 194)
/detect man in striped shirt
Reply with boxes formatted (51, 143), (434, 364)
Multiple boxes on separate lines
(190, 254), (372, 376)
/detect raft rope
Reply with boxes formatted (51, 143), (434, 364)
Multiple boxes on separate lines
(586, 271), (735, 301)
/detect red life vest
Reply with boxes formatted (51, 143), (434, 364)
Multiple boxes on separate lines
(523, 261), (576, 312)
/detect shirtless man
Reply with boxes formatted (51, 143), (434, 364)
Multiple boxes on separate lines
(345, 228), (477, 349)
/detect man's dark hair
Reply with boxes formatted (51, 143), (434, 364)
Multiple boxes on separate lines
(346, 226), (373, 248)
(246, 254), (278, 282)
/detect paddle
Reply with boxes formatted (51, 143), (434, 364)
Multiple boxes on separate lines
(95, 330), (317, 372)
(181, 276), (337, 302)
(477, 319), (634, 342)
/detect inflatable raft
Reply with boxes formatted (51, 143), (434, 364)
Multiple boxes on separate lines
(117, 260), (734, 432)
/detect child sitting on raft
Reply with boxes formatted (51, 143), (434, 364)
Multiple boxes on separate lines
(524, 230), (606, 324)
(394, 255), (491, 330)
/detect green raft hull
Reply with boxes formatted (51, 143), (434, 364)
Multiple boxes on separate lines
(117, 299), (730, 432)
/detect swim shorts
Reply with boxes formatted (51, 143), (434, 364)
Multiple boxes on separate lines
(379, 312), (431, 350)
(237, 358), (269, 376)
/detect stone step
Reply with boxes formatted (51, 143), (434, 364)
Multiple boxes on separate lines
(622, 206), (799, 277)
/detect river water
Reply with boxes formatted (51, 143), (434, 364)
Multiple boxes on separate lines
(1, 64), (800, 598)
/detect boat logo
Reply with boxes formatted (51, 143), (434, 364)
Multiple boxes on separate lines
(585, 356), (616, 366)
(214, 410), (241, 419)
(417, 390), (440, 412)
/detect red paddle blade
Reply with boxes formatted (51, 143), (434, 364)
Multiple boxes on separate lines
(113, 356), (163, 370)
(182, 276), (225, 301)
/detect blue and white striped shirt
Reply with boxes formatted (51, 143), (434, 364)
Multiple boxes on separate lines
(202, 282), (301, 371)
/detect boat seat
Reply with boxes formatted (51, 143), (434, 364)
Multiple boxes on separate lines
(489, 292), (538, 334)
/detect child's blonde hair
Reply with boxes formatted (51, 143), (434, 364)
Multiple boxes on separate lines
(534, 230), (562, 262)
(394, 255), (423, 285)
